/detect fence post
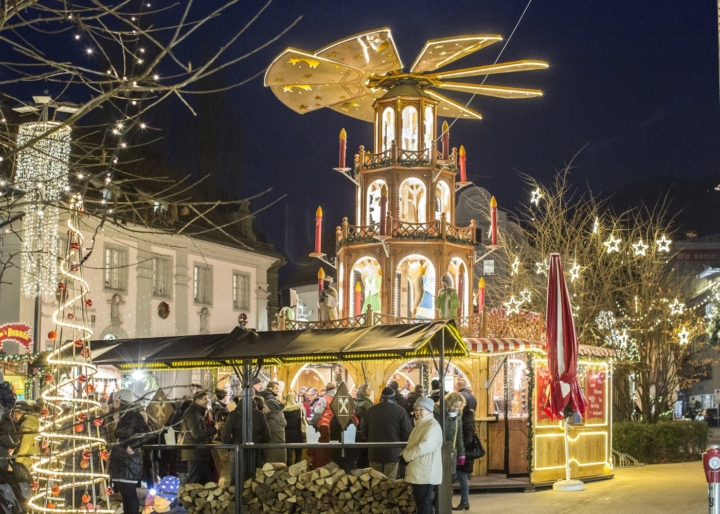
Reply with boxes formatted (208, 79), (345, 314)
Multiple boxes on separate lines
(235, 444), (241, 514)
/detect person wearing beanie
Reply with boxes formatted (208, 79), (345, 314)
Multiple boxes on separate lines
(109, 389), (153, 514)
(252, 377), (264, 393)
(359, 385), (412, 479)
(406, 384), (425, 420)
(211, 389), (229, 422)
(389, 380), (409, 412)
(144, 476), (187, 514)
(400, 396), (443, 514)
(429, 379), (441, 403)
(0, 372), (17, 412)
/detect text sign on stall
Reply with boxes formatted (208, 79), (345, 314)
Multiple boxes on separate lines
(585, 370), (606, 421)
(330, 381), (355, 430)
(0, 323), (32, 353)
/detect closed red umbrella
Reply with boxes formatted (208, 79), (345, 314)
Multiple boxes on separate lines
(544, 253), (587, 492)
(544, 253), (587, 420)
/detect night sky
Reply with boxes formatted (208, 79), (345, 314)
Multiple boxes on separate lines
(154, 0), (720, 284)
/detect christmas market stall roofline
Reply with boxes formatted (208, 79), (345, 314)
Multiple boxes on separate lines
(32, 320), (467, 370)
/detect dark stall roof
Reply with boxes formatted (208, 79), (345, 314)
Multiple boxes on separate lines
(78, 321), (466, 370)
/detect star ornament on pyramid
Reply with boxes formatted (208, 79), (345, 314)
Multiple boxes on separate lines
(603, 234), (621, 253)
(264, 28), (547, 122)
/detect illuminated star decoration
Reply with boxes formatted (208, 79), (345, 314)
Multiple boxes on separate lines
(569, 261), (581, 283)
(530, 188), (543, 205)
(503, 296), (522, 315)
(617, 329), (629, 349)
(669, 299), (685, 315)
(657, 235), (671, 253)
(592, 218), (599, 234)
(603, 234), (621, 253)
(678, 326), (690, 345)
(511, 257), (519, 275)
(632, 239), (649, 256)
(535, 259), (548, 276)
(519, 289), (531, 304)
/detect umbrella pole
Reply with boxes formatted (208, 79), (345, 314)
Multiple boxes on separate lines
(564, 419), (571, 482)
(552, 417), (585, 491)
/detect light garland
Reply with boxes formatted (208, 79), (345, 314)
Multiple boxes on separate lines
(669, 299), (685, 315)
(511, 257), (519, 275)
(15, 122), (71, 298)
(30, 198), (112, 514)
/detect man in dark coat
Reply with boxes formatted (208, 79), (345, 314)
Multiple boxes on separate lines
(182, 391), (221, 484)
(429, 379), (442, 403)
(456, 380), (477, 413)
(211, 389), (229, 422)
(223, 396), (271, 485)
(359, 387), (412, 479)
(389, 380), (409, 412)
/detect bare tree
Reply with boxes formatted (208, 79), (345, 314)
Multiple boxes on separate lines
(480, 165), (707, 422)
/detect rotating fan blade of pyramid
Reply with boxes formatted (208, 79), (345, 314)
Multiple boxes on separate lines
(436, 82), (543, 99)
(410, 35), (503, 74)
(424, 59), (549, 80)
(424, 90), (482, 120)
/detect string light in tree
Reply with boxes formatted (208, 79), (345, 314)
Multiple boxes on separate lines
(592, 218), (599, 234)
(603, 234), (621, 253)
(530, 188), (543, 205)
(511, 257), (519, 275)
(569, 261), (581, 283)
(15, 122), (71, 297)
(503, 296), (522, 315)
(669, 299), (685, 315)
(617, 330), (629, 349)
(519, 289), (531, 305)
(657, 235), (671, 252)
(535, 259), (548, 276)
(677, 326), (690, 345)
(632, 239), (649, 256)
(30, 197), (111, 513)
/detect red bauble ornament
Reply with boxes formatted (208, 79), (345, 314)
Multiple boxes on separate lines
(79, 458), (89, 469)
(105, 487), (113, 496)
(70, 242), (79, 250)
(30, 481), (39, 491)
(82, 450), (91, 460)
(77, 412), (87, 422)
(75, 424), (84, 433)
(58, 282), (66, 290)
(81, 493), (91, 503)
(42, 447), (50, 455)
(42, 439), (49, 449)
(99, 450), (109, 461)
(85, 384), (95, 394)
(47, 331), (57, 341)
(74, 338), (85, 348)
(81, 348), (91, 358)
(43, 374), (53, 383)
(93, 418), (104, 427)
(51, 485), (61, 496)
(47, 502), (55, 509)
(77, 374), (87, 383)
(40, 408), (49, 417)
(67, 313), (74, 319)
(85, 299), (93, 307)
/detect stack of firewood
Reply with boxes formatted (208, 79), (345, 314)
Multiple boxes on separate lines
(241, 461), (416, 514)
(179, 482), (236, 514)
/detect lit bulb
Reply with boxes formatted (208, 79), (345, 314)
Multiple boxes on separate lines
(120, 142), (127, 148)
(139, 48), (145, 53)
(0, 118), (5, 123)
(140, 123), (146, 129)
(153, 74), (159, 80)
(86, 48), (93, 54)
(37, 210), (44, 216)
(108, 209), (113, 214)
(137, 59), (143, 64)
(100, 199), (106, 205)
(75, 34), (80, 40)
(131, 100), (137, 105)
(64, 186), (70, 191)
(112, 129), (119, 135)
(77, 173), (84, 179)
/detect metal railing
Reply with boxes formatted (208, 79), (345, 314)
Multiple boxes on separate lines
(336, 214), (476, 248)
(353, 142), (457, 173)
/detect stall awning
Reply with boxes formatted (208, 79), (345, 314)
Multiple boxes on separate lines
(464, 338), (615, 358)
(75, 320), (467, 370)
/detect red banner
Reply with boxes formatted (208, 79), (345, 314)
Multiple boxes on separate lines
(585, 370), (606, 421)
(536, 363), (552, 422)
(0, 323), (32, 353)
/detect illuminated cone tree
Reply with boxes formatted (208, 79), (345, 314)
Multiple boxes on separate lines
(30, 196), (111, 513)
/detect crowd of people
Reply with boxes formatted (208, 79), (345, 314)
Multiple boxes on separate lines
(0, 371), (482, 513)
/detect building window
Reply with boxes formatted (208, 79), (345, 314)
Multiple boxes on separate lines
(104, 245), (128, 291)
(153, 256), (172, 298)
(233, 272), (250, 310)
(401, 106), (419, 151)
(194, 264), (212, 305)
(483, 259), (495, 276)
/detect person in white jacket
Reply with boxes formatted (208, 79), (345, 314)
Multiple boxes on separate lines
(399, 396), (443, 514)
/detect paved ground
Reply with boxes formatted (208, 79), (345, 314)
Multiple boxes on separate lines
(462, 461), (706, 514)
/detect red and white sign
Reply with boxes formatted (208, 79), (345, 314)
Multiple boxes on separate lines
(585, 370), (606, 421)
(0, 323), (33, 353)
(536, 363), (553, 422)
